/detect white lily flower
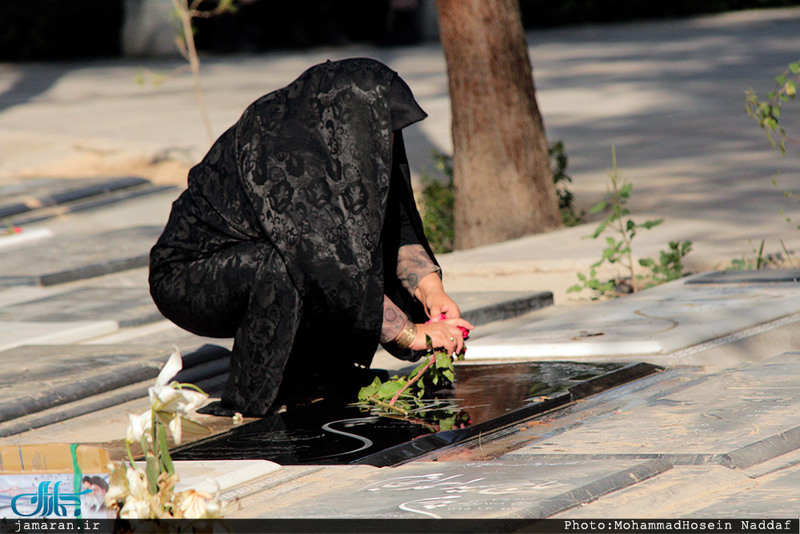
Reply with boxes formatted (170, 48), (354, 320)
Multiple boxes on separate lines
(119, 467), (152, 519)
(127, 411), (153, 444)
(149, 384), (208, 414)
(144, 348), (210, 445)
(104, 463), (130, 509)
(155, 347), (183, 388)
(175, 489), (211, 519)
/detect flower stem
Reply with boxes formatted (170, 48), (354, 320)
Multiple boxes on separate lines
(125, 439), (136, 467)
(389, 354), (435, 406)
(369, 397), (409, 416)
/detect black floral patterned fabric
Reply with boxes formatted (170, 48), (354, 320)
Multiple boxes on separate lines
(149, 58), (435, 416)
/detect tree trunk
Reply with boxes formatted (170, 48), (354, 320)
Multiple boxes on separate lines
(436, 0), (562, 249)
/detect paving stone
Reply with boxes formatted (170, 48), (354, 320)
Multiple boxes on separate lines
(0, 176), (150, 219)
(452, 291), (553, 325)
(172, 460), (283, 496)
(7, 184), (178, 227)
(251, 458), (671, 518)
(0, 286), (163, 327)
(234, 466), (380, 518)
(0, 344), (230, 438)
(687, 268), (800, 285)
(503, 353), (800, 465)
(0, 344), (178, 423)
(0, 320), (118, 353)
(465, 278), (800, 359)
(0, 225), (162, 286)
(0, 286), (72, 308)
(27, 188), (179, 237)
(553, 465), (756, 518)
(692, 464), (800, 517)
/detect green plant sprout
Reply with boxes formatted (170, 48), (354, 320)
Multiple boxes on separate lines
(727, 238), (795, 270)
(739, 60), (800, 268)
(568, 147), (692, 299)
(745, 60), (800, 156)
(550, 140), (584, 227)
(420, 152), (456, 253)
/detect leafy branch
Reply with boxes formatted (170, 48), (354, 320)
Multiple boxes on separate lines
(568, 147), (691, 299)
(745, 60), (800, 155)
(357, 334), (469, 432)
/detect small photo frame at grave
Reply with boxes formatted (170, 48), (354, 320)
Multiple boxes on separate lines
(0, 444), (114, 519)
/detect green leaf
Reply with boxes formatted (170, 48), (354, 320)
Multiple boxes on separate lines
(590, 219), (610, 238)
(377, 380), (405, 400)
(439, 415), (457, 431)
(619, 183), (633, 198)
(425, 335), (433, 350)
(145, 452), (159, 495)
(789, 62), (800, 74)
(567, 284), (583, 293)
(157, 424), (174, 475)
(358, 377), (382, 401)
(442, 368), (455, 382)
(589, 200), (608, 214)
(435, 351), (452, 370)
(642, 219), (663, 230)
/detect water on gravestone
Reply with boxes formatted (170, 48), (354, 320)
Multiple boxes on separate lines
(170, 361), (629, 465)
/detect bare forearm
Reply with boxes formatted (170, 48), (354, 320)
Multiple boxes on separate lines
(397, 244), (440, 296)
(380, 295), (408, 344)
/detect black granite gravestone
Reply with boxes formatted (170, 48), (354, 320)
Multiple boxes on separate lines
(172, 361), (660, 466)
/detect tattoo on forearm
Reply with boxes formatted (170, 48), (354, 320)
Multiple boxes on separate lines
(380, 295), (409, 343)
(397, 244), (441, 296)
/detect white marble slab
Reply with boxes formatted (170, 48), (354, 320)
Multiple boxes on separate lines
(171, 460), (282, 496)
(465, 279), (800, 360)
(0, 227), (53, 250)
(0, 320), (118, 352)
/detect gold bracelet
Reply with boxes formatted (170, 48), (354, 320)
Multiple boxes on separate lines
(394, 321), (417, 349)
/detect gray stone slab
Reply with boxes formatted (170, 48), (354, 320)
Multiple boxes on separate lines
(692, 464), (800, 517)
(504, 353), (800, 466)
(553, 465), (758, 518)
(0, 225), (162, 286)
(7, 184), (177, 227)
(466, 279), (800, 359)
(254, 458), (671, 518)
(0, 285), (72, 308)
(0, 320), (118, 353)
(0, 176), (149, 219)
(0, 343), (229, 425)
(452, 291), (553, 325)
(687, 268), (800, 285)
(0, 344), (230, 437)
(0, 286), (163, 327)
(0, 344), (172, 424)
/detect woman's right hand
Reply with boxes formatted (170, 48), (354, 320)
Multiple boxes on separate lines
(410, 317), (474, 355)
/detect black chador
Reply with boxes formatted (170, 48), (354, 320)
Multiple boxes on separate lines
(150, 58), (436, 416)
